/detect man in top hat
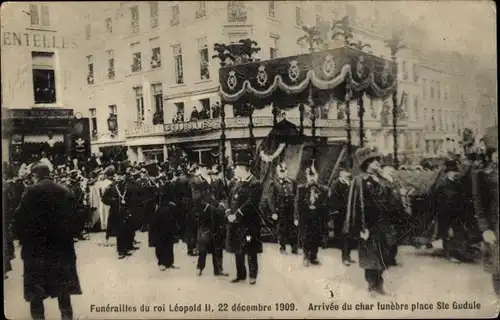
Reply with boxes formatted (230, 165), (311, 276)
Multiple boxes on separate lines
(329, 163), (355, 266)
(191, 153), (229, 277)
(13, 162), (82, 319)
(102, 162), (141, 259)
(294, 160), (329, 267)
(435, 157), (478, 262)
(173, 162), (198, 256)
(343, 146), (394, 296)
(69, 169), (90, 241)
(140, 161), (161, 246)
(3, 168), (18, 278)
(226, 149), (263, 285)
(268, 162), (298, 254)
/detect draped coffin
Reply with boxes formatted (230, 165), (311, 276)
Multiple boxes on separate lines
(219, 46), (397, 110)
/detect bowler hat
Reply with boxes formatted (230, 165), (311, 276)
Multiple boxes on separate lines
(355, 146), (381, 170)
(444, 158), (459, 172)
(234, 149), (253, 167)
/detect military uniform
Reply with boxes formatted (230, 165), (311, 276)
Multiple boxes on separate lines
(294, 168), (329, 265)
(268, 175), (298, 253)
(329, 174), (354, 264)
(69, 176), (88, 240)
(226, 150), (263, 284)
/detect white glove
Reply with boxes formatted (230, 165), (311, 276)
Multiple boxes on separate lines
(227, 214), (237, 223)
(272, 214), (278, 221)
(225, 209), (232, 216)
(294, 219), (299, 227)
(360, 229), (369, 240)
(483, 230), (497, 244)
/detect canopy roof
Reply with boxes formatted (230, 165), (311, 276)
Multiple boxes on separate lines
(219, 46), (397, 110)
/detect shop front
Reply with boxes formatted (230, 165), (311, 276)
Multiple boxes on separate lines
(2, 108), (90, 165)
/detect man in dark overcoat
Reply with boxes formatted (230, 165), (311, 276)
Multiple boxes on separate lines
(3, 169), (18, 278)
(192, 153), (229, 277)
(176, 163), (197, 256)
(329, 166), (355, 266)
(435, 158), (476, 262)
(226, 150), (263, 285)
(268, 162), (298, 254)
(13, 163), (82, 319)
(472, 149), (499, 296)
(68, 171), (88, 241)
(343, 147), (394, 296)
(294, 161), (329, 266)
(152, 174), (179, 270)
(102, 164), (141, 259)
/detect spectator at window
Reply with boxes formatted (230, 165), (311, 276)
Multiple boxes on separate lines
(211, 103), (219, 119)
(190, 107), (199, 121)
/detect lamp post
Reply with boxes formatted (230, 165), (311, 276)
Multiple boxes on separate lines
(345, 75), (353, 167)
(385, 33), (406, 169)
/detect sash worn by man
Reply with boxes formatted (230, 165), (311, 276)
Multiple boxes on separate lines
(329, 165), (355, 266)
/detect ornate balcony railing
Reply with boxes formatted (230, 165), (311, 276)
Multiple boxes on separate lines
(125, 117), (382, 139)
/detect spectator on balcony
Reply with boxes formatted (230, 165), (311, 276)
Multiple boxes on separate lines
(212, 103), (221, 119)
(199, 107), (210, 120)
(190, 107), (200, 122)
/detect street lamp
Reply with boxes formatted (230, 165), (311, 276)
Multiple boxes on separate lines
(385, 33), (406, 169)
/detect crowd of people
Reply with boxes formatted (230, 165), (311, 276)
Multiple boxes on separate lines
(2, 142), (498, 319)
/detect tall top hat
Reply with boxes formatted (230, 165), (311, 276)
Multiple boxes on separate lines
(355, 146), (381, 170)
(444, 157), (459, 172)
(304, 158), (318, 178)
(234, 149), (253, 167)
(142, 160), (159, 176)
(199, 152), (215, 168)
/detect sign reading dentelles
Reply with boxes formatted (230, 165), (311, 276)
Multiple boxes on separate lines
(2, 32), (78, 49)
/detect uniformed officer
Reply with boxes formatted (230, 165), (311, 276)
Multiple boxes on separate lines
(177, 162), (198, 256)
(226, 149), (264, 285)
(344, 147), (394, 296)
(294, 160), (329, 266)
(329, 165), (355, 266)
(268, 162), (298, 254)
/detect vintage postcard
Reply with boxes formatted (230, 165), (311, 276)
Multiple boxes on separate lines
(2, 1), (498, 319)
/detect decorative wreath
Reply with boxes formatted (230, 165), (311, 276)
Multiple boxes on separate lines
(259, 143), (286, 162)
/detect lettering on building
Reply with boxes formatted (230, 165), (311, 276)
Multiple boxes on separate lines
(2, 32), (78, 49)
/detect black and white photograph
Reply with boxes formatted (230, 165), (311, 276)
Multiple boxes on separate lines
(2, 1), (498, 319)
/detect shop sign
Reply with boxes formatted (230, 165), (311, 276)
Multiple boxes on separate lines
(6, 108), (73, 119)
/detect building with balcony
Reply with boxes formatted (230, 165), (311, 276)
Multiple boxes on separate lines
(1, 2), (89, 164)
(78, 1), (486, 164)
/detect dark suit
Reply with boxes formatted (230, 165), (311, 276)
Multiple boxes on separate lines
(176, 174), (196, 253)
(226, 174), (263, 280)
(268, 177), (298, 251)
(102, 179), (141, 255)
(152, 180), (179, 267)
(13, 179), (81, 319)
(190, 175), (227, 274)
(294, 182), (329, 262)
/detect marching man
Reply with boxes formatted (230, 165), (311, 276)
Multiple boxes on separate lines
(343, 147), (394, 296)
(191, 153), (229, 277)
(268, 162), (298, 254)
(329, 164), (355, 266)
(226, 149), (263, 285)
(294, 160), (329, 266)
